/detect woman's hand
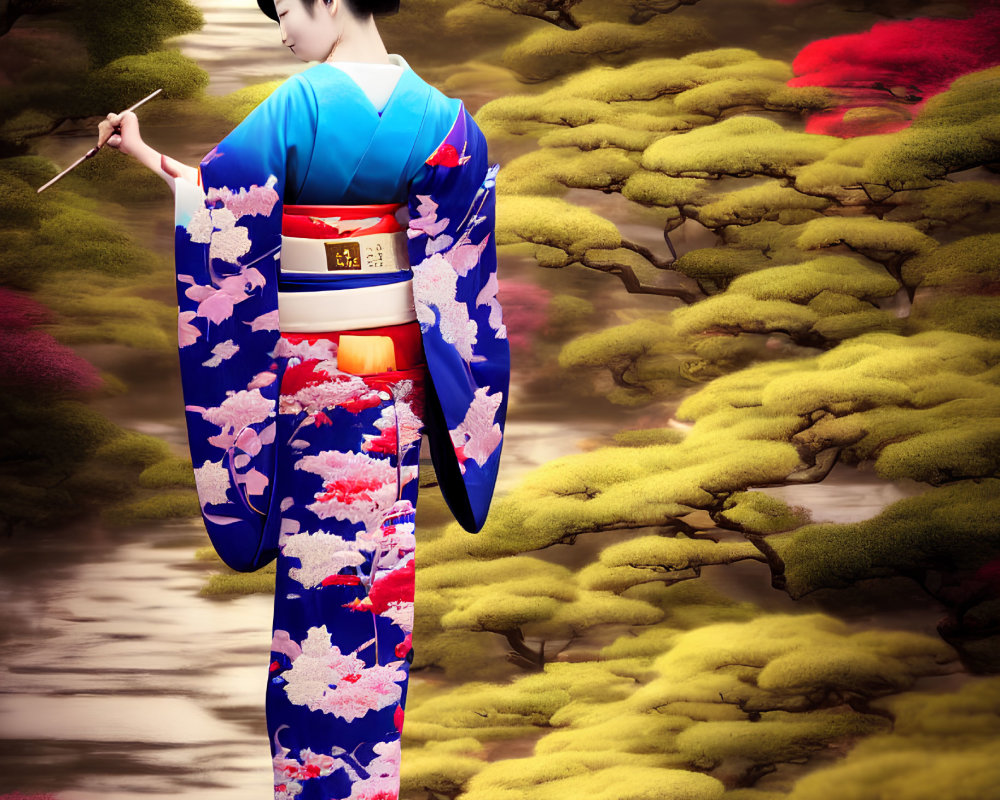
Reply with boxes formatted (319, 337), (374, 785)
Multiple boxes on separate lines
(95, 108), (197, 190)
(97, 110), (142, 155)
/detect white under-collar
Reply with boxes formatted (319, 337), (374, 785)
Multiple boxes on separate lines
(326, 54), (407, 112)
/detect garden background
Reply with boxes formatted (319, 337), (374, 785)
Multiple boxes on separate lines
(1, 0), (999, 797)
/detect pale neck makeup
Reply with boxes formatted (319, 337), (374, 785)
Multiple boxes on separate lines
(274, 0), (390, 65)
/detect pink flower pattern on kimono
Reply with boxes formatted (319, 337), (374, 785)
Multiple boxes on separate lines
(207, 176), (280, 220)
(449, 386), (504, 472)
(272, 725), (342, 800)
(347, 739), (402, 800)
(250, 308), (281, 333)
(273, 336), (338, 362)
(178, 310), (201, 347)
(357, 501), (416, 569)
(202, 339), (240, 367)
(444, 232), (490, 278)
(407, 195), (449, 240)
(362, 381), (423, 456)
(282, 530), (368, 589)
(194, 387), (274, 451)
(186, 206), (253, 264)
(295, 450), (417, 533)
(412, 252), (478, 361)
(179, 265), (267, 325)
(475, 272), (507, 340)
(281, 625), (407, 723)
(193, 458), (231, 507)
(280, 369), (383, 423)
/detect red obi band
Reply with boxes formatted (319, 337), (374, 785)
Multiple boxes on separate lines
(282, 203), (406, 238)
(280, 320), (425, 372)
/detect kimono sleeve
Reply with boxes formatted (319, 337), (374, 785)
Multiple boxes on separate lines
(406, 108), (509, 533)
(173, 75), (317, 572)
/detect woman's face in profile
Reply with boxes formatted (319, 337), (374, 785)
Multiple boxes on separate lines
(273, 0), (340, 62)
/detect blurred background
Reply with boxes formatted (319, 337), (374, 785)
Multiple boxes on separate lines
(1, 0), (999, 798)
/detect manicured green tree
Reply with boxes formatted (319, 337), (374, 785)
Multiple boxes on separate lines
(0, 0), (205, 151)
(398, 613), (957, 797)
(419, 555), (663, 669)
(73, 0), (203, 67)
(784, 677), (1000, 800)
(417, 329), (1000, 670)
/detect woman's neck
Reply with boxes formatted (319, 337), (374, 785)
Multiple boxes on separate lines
(325, 11), (390, 65)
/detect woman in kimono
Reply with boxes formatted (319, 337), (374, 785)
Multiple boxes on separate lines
(98, 1), (509, 798)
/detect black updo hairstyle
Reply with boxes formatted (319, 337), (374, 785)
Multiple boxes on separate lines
(257, 0), (400, 20)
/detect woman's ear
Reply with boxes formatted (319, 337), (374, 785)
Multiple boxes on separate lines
(324, 0), (339, 19)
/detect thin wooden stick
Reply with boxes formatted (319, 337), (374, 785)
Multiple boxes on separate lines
(36, 88), (163, 194)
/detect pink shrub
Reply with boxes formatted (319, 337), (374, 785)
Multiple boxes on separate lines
(497, 278), (551, 354)
(0, 794), (60, 800)
(0, 288), (102, 393)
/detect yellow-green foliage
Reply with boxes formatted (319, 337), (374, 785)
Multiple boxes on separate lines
(785, 678), (1000, 800)
(396, 567), (982, 798)
(463, 761), (725, 800)
(77, 0), (203, 65)
(539, 122), (663, 153)
(795, 216), (937, 261)
(85, 50), (208, 109)
(675, 710), (883, 769)
(420, 429), (801, 558)
(497, 147), (639, 196)
(642, 116), (840, 179)
(673, 293), (821, 337)
(546, 293), (594, 330)
(582, 535), (763, 593)
(139, 456), (196, 489)
(212, 80), (284, 125)
(679, 329), (997, 418)
(790, 68), (1000, 200)
(497, 195), (622, 254)
(478, 50), (826, 142)
(598, 627), (681, 660)
(400, 738), (486, 798)
(670, 254), (904, 343)
(559, 318), (695, 405)
(886, 181), (1000, 230)
(773, 480), (1000, 598)
(0, 175), (156, 289)
(405, 665), (620, 743)
(421, 555), (663, 639)
(103, 490), (200, 526)
(720, 490), (810, 534)
(95, 430), (171, 468)
(40, 280), (176, 349)
(201, 561), (278, 596)
(621, 171), (709, 208)
(416, 614), (954, 800)
(674, 74), (793, 118)
(908, 293), (1000, 340)
(502, 17), (711, 82)
(902, 233), (1000, 288)
(669, 247), (773, 291)
(694, 179), (831, 227)
(865, 66), (1000, 189)
(629, 614), (954, 715)
(614, 427), (687, 447)
(622, 580), (759, 631)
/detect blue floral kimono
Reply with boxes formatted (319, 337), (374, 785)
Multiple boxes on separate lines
(173, 62), (508, 800)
